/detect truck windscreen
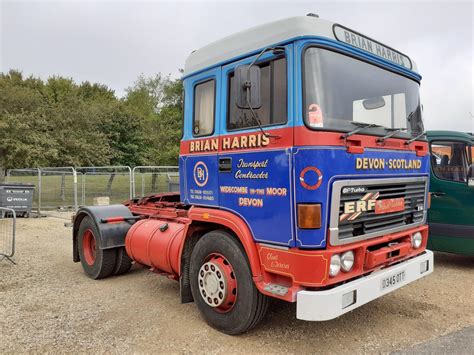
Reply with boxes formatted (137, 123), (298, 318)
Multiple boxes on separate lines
(303, 47), (423, 136)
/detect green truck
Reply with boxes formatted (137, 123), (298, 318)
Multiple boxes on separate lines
(427, 130), (474, 255)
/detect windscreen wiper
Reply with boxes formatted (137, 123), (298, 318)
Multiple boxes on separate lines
(377, 127), (407, 144)
(341, 122), (380, 142)
(405, 131), (426, 145)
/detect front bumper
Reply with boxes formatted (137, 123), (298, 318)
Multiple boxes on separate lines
(296, 250), (433, 321)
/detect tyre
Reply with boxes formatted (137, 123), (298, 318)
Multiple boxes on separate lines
(189, 230), (268, 335)
(113, 247), (132, 275)
(77, 216), (116, 279)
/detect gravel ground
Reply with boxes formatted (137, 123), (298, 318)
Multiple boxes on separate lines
(395, 326), (474, 354)
(1, 216), (473, 353)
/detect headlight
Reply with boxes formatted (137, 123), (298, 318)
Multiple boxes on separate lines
(411, 232), (423, 249)
(329, 254), (341, 277)
(341, 251), (355, 272)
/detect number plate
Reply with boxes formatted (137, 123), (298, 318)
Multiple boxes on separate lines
(380, 270), (406, 291)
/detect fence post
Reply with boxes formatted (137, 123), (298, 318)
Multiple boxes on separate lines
(73, 168), (78, 213)
(81, 173), (85, 206)
(131, 167), (136, 198)
(128, 166), (133, 199)
(37, 168), (42, 218)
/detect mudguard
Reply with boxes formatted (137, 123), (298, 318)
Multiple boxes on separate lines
(72, 204), (135, 262)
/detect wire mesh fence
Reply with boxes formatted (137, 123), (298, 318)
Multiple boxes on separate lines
(78, 166), (132, 205)
(132, 166), (179, 197)
(4, 166), (179, 218)
(39, 167), (78, 217)
(0, 207), (16, 264)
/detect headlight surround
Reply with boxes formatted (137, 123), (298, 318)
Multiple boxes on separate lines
(411, 232), (423, 249)
(341, 250), (355, 272)
(329, 254), (341, 277)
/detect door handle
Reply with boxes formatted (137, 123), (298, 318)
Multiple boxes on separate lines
(432, 191), (446, 197)
(219, 157), (232, 172)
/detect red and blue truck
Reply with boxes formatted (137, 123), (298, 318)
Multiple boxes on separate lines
(73, 15), (433, 334)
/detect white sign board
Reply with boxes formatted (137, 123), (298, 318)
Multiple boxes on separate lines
(333, 25), (412, 70)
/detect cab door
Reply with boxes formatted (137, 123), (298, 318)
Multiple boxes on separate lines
(217, 45), (295, 247)
(180, 68), (221, 207)
(428, 139), (474, 255)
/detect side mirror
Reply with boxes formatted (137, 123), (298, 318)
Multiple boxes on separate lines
(468, 165), (474, 187)
(468, 178), (474, 187)
(234, 65), (261, 109)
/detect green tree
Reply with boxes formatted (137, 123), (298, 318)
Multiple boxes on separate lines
(125, 72), (183, 165)
(0, 69), (183, 171)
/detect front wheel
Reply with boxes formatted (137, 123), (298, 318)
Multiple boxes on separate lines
(189, 230), (268, 335)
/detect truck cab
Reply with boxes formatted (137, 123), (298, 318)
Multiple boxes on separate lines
(179, 15), (433, 322)
(182, 16), (430, 245)
(73, 15), (433, 334)
(427, 130), (474, 255)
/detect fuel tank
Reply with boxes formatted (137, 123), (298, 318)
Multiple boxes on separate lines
(125, 218), (186, 275)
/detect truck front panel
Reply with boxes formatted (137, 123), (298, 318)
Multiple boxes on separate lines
(294, 146), (429, 248)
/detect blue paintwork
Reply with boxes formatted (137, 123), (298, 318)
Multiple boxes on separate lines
(293, 147), (429, 248)
(218, 149), (293, 246)
(180, 35), (428, 249)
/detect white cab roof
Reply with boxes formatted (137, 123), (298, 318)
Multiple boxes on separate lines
(183, 16), (418, 76)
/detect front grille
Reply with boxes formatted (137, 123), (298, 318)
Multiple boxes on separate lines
(330, 177), (427, 245)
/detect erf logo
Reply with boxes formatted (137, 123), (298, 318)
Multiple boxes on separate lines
(193, 161), (209, 187)
(344, 199), (376, 214)
(340, 192), (380, 222)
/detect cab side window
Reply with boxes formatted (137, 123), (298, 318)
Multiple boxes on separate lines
(431, 141), (469, 182)
(193, 79), (215, 137)
(228, 57), (287, 130)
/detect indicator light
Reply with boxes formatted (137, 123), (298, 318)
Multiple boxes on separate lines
(297, 204), (322, 229)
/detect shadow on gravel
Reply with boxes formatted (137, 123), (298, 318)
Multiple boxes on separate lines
(433, 251), (474, 269)
(393, 326), (474, 354)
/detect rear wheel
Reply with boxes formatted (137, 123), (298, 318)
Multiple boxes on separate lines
(78, 216), (116, 279)
(113, 247), (132, 275)
(189, 230), (268, 335)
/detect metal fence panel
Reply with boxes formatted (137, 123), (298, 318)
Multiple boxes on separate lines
(39, 167), (78, 214)
(77, 166), (132, 205)
(132, 166), (179, 197)
(5, 166), (179, 215)
(0, 207), (16, 264)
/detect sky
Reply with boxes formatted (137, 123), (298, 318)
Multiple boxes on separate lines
(1, 0), (473, 131)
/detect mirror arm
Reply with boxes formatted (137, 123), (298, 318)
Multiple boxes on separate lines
(246, 87), (281, 140)
(242, 45), (282, 140)
(245, 45), (285, 84)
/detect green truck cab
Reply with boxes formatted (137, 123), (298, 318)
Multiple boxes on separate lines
(427, 130), (474, 255)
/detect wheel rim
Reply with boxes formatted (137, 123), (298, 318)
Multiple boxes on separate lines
(198, 253), (237, 313)
(82, 229), (96, 266)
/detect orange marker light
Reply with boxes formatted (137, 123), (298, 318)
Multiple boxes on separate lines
(298, 204), (322, 229)
(427, 192), (431, 209)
